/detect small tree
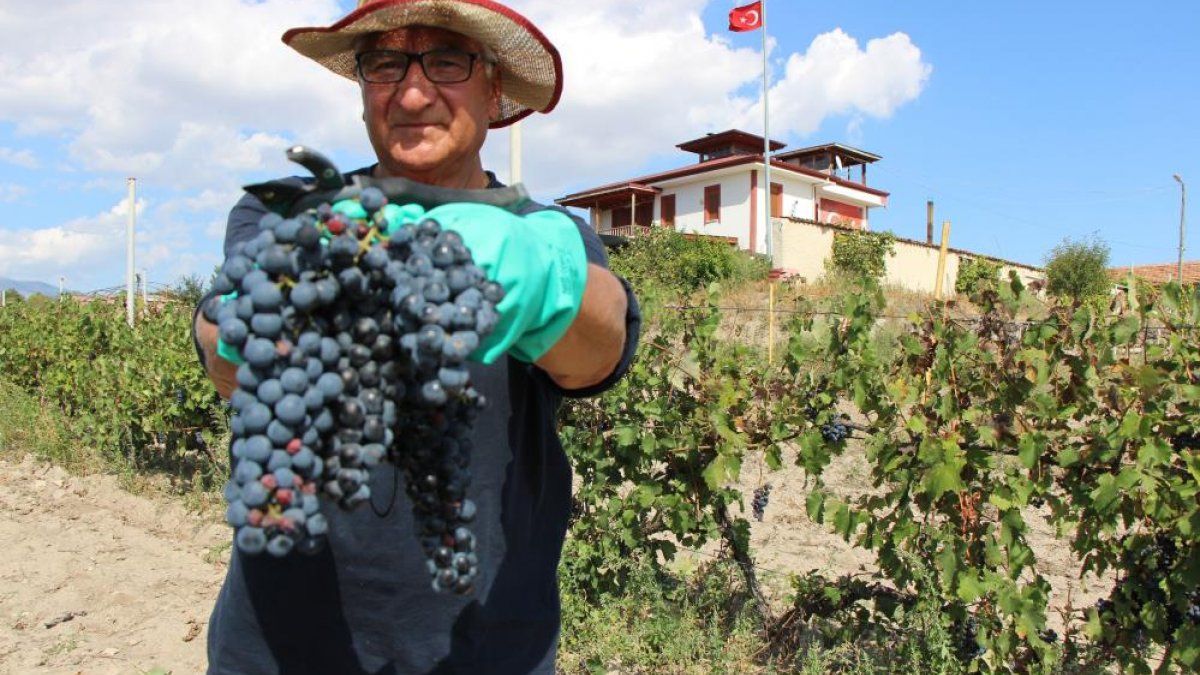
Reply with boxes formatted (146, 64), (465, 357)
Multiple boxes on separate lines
(827, 230), (896, 283)
(168, 274), (209, 306)
(1043, 236), (1111, 303)
(609, 228), (767, 293)
(955, 257), (1001, 298)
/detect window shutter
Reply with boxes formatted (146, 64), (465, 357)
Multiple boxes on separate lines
(704, 185), (721, 223)
(660, 194), (676, 227)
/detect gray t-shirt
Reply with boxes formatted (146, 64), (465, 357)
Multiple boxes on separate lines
(198, 168), (640, 674)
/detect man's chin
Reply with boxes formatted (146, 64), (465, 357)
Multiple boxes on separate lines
(387, 152), (444, 171)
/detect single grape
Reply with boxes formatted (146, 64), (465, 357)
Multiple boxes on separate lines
(236, 527), (267, 555)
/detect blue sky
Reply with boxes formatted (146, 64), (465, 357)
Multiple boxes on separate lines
(713, 0), (1199, 268)
(0, 0), (1195, 290)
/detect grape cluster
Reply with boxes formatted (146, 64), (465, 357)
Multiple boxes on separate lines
(1172, 433), (1200, 452)
(203, 185), (500, 594)
(820, 421), (850, 443)
(952, 616), (987, 662)
(1093, 534), (1197, 644)
(751, 484), (772, 522)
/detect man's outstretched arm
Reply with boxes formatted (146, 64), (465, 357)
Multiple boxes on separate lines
(195, 313), (238, 400)
(534, 263), (628, 392)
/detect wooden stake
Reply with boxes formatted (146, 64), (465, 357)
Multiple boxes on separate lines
(768, 281), (777, 364)
(934, 220), (952, 299)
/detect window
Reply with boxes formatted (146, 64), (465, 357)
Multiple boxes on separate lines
(612, 206), (631, 229)
(660, 194), (676, 228)
(703, 185), (721, 223)
(635, 200), (653, 227)
(770, 183), (782, 219)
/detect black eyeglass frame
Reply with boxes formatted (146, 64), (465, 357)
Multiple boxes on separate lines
(355, 48), (490, 85)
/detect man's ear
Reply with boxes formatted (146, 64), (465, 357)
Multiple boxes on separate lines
(489, 69), (503, 121)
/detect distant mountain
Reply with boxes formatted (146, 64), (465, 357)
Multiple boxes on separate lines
(0, 277), (60, 298)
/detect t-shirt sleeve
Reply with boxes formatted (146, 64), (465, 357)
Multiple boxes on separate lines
(532, 206), (642, 399)
(191, 191), (271, 370)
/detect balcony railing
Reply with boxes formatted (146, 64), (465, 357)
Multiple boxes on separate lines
(597, 224), (654, 238)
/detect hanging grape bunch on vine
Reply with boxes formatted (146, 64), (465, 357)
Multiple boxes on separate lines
(202, 148), (503, 595)
(751, 484), (772, 522)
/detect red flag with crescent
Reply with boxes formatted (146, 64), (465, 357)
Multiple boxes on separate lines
(729, 1), (763, 32)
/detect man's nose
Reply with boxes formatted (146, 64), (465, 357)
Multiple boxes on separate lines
(393, 63), (439, 111)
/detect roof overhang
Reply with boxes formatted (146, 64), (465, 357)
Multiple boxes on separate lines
(557, 183), (660, 209)
(556, 156), (889, 208)
(677, 129), (786, 154)
(776, 143), (882, 165)
(817, 182), (888, 208)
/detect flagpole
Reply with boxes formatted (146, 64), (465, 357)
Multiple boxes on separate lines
(761, 0), (772, 261)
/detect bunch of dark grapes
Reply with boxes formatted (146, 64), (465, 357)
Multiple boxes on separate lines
(751, 484), (772, 522)
(1172, 433), (1200, 452)
(952, 616), (987, 662)
(1092, 533), (1195, 644)
(820, 421), (850, 443)
(203, 185), (501, 594)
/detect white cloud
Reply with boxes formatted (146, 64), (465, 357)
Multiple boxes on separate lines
(0, 194), (222, 291)
(0, 147), (39, 169)
(0, 0), (364, 187)
(0, 184), (28, 203)
(0, 0), (929, 194)
(0, 198), (141, 287)
(491, 2), (931, 197)
(735, 29), (932, 137)
(0, 1), (930, 286)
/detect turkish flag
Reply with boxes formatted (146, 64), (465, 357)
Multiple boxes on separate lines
(729, 1), (763, 32)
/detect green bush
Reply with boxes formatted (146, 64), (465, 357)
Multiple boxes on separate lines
(0, 297), (228, 487)
(1044, 237), (1112, 303)
(827, 230), (896, 282)
(608, 227), (769, 293)
(955, 257), (1002, 298)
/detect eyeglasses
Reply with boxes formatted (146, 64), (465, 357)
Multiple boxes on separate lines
(356, 48), (488, 85)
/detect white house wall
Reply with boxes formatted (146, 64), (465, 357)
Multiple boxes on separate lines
(653, 167), (821, 253)
(777, 219), (1045, 294)
(663, 175), (753, 248)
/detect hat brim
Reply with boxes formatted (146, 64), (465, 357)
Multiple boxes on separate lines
(283, 0), (563, 129)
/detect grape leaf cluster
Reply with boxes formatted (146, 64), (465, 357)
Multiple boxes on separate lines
(203, 186), (501, 594)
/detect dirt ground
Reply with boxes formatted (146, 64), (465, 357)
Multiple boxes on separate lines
(0, 456), (227, 675)
(723, 446), (1114, 629)
(0, 442), (1113, 674)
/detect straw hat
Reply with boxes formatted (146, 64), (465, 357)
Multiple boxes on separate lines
(283, 0), (562, 128)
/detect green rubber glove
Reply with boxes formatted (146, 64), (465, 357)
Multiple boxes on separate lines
(424, 202), (590, 364)
(214, 293), (246, 366)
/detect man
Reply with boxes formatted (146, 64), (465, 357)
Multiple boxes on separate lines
(192, 1), (640, 672)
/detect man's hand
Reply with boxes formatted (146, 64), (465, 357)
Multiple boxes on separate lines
(420, 202), (627, 389)
(195, 311), (238, 400)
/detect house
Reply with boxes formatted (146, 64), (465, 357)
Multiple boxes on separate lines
(556, 129), (889, 254)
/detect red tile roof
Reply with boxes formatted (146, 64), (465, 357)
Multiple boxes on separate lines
(1109, 261), (1200, 284)
(557, 154), (889, 207)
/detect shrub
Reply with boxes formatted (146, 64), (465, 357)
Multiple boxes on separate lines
(167, 274), (209, 306)
(955, 257), (1002, 298)
(827, 230), (896, 282)
(1044, 237), (1112, 303)
(609, 227), (769, 293)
